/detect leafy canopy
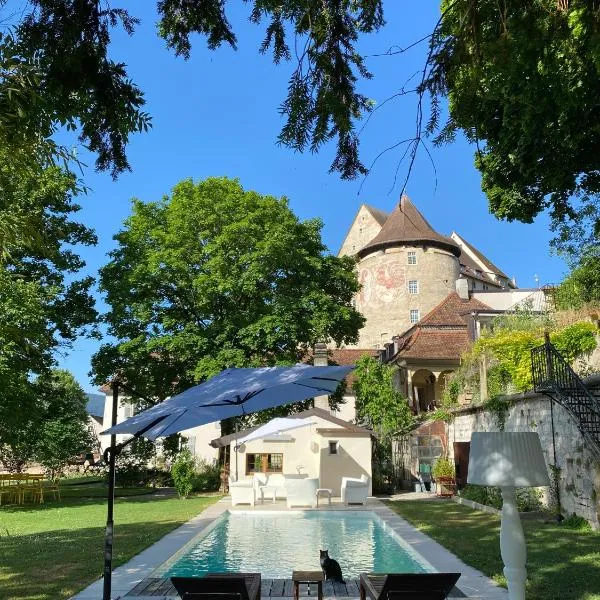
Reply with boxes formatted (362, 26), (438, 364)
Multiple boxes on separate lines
(0, 153), (97, 470)
(353, 355), (414, 438)
(0, 369), (92, 474)
(425, 0), (600, 251)
(92, 177), (364, 408)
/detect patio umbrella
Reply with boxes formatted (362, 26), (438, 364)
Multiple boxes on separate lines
(100, 364), (352, 600)
(237, 416), (316, 445)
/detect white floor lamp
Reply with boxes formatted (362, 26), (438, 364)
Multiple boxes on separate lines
(467, 432), (550, 600)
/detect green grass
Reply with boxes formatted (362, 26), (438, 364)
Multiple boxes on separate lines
(388, 499), (600, 600)
(0, 494), (221, 600)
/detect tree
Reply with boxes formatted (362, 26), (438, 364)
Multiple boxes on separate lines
(555, 250), (600, 309)
(353, 355), (414, 438)
(423, 0), (600, 253)
(92, 177), (364, 414)
(0, 370), (92, 474)
(7, 2), (600, 254)
(0, 157), (97, 467)
(34, 371), (92, 479)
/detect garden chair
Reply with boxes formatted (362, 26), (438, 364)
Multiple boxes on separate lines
(171, 573), (261, 600)
(228, 476), (255, 506)
(341, 474), (369, 505)
(359, 573), (461, 600)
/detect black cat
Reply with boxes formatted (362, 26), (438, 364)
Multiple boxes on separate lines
(319, 549), (345, 583)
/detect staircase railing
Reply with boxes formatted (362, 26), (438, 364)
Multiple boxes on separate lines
(531, 336), (600, 459)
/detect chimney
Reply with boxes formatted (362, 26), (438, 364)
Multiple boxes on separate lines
(313, 342), (330, 411)
(456, 277), (470, 300)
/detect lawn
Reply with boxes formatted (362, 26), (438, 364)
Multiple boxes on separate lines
(0, 493), (221, 600)
(388, 499), (600, 600)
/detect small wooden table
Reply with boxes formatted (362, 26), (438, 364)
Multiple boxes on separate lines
(292, 570), (324, 600)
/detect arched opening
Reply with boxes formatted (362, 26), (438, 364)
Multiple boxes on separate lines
(435, 370), (455, 404)
(411, 369), (436, 413)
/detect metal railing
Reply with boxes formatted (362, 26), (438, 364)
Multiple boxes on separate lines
(531, 337), (600, 459)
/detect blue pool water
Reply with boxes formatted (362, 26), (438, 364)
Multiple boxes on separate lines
(161, 511), (429, 579)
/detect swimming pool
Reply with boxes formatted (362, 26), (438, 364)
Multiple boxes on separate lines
(159, 511), (431, 579)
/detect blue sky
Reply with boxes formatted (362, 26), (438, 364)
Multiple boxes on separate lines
(54, 3), (566, 392)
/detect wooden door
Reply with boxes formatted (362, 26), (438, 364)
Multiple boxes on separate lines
(453, 442), (470, 488)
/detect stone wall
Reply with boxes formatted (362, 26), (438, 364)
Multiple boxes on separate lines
(448, 374), (600, 529)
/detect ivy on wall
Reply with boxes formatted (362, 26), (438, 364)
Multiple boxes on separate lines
(435, 315), (598, 420)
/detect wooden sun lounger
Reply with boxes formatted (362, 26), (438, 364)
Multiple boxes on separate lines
(359, 572), (461, 600)
(171, 573), (261, 600)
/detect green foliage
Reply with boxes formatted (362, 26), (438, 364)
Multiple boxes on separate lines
(474, 319), (597, 393)
(425, 0), (600, 253)
(0, 152), (97, 472)
(1, 3), (150, 177)
(555, 251), (600, 308)
(432, 457), (455, 479)
(371, 438), (395, 494)
(442, 376), (462, 407)
(0, 2), (386, 181)
(192, 460), (221, 493)
(482, 395), (511, 431)
(353, 356), (414, 438)
(0, 370), (92, 473)
(460, 485), (543, 512)
(171, 449), (196, 498)
(92, 177), (363, 418)
(562, 514), (592, 531)
(33, 371), (93, 479)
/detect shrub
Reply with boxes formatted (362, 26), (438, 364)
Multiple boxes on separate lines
(192, 459), (221, 493)
(432, 457), (455, 479)
(172, 449), (196, 498)
(460, 485), (543, 512)
(562, 513), (592, 531)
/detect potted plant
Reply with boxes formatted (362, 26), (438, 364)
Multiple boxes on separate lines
(432, 457), (456, 497)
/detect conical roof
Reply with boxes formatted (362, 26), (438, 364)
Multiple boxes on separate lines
(357, 195), (461, 258)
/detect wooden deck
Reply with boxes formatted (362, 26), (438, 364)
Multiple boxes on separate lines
(125, 577), (466, 598)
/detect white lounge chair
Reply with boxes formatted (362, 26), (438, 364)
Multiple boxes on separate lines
(341, 474), (370, 506)
(229, 476), (256, 506)
(286, 477), (318, 508)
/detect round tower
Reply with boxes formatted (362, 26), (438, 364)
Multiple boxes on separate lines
(354, 196), (461, 348)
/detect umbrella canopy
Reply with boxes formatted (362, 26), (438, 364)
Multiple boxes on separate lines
(101, 364), (352, 440)
(237, 417), (316, 445)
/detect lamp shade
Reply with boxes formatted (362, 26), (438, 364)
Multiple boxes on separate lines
(467, 432), (550, 487)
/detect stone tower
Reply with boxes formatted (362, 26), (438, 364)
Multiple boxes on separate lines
(340, 195), (461, 348)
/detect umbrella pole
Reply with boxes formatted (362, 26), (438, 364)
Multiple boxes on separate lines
(103, 383), (119, 600)
(235, 420), (238, 481)
(102, 395), (168, 600)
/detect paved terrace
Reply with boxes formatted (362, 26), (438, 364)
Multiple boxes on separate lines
(71, 495), (508, 600)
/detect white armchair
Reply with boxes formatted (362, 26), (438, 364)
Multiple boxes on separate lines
(228, 476), (255, 506)
(341, 474), (370, 506)
(286, 477), (319, 508)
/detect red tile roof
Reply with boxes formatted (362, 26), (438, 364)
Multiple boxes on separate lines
(392, 292), (491, 361)
(419, 292), (490, 327)
(328, 348), (378, 365)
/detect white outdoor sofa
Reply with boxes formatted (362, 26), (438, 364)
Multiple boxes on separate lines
(228, 476), (256, 506)
(286, 477), (319, 508)
(341, 474), (370, 506)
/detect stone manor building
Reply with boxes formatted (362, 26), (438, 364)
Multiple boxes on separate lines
(332, 195), (519, 414)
